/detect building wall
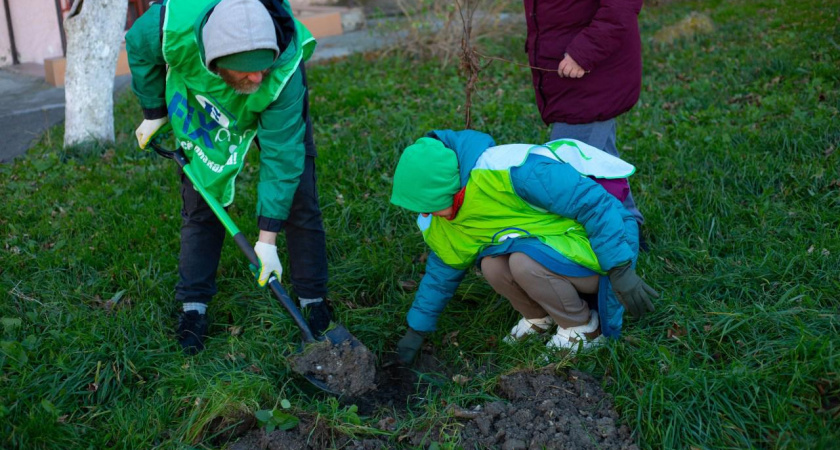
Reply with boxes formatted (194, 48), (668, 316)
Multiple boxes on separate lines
(0, 2), (12, 66)
(7, 0), (65, 65)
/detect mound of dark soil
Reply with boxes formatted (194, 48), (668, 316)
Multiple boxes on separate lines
(458, 368), (638, 450)
(289, 340), (377, 397)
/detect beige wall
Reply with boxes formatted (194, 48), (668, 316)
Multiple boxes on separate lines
(11, 0), (64, 64)
(0, 2), (12, 66)
(0, 0), (65, 67)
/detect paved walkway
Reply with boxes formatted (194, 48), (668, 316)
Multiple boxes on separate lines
(0, 27), (388, 164)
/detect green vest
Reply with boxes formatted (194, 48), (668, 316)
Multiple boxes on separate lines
(161, 0), (315, 206)
(422, 150), (603, 273)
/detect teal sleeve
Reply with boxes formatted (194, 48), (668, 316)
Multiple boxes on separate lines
(255, 67), (307, 222)
(125, 4), (167, 118)
(406, 252), (466, 333)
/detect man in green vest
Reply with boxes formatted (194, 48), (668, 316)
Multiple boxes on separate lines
(126, 0), (330, 355)
(390, 130), (659, 364)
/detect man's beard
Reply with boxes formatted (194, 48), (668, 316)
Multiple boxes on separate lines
(218, 69), (265, 94)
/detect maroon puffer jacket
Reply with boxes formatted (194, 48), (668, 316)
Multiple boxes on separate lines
(524, 0), (643, 125)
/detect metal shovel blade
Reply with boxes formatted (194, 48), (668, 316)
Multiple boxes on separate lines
(323, 324), (364, 348)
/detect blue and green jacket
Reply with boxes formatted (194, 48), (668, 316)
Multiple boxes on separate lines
(406, 129), (640, 338)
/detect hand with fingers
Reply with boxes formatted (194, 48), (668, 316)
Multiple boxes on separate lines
(135, 117), (171, 149)
(608, 263), (659, 318)
(558, 53), (587, 78)
(252, 241), (283, 287)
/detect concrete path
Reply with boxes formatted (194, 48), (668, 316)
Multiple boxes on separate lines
(0, 70), (132, 163)
(0, 26), (389, 164)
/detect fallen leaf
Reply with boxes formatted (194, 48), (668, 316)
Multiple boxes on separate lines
(485, 335), (498, 347)
(667, 322), (687, 339)
(443, 330), (460, 347)
(415, 252), (428, 264)
(808, 245), (816, 254)
(398, 280), (418, 291)
(447, 404), (480, 419)
(452, 374), (471, 385)
(228, 326), (242, 336)
(376, 417), (396, 431)
(623, 335), (641, 345)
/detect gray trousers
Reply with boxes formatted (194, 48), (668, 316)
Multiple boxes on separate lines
(550, 119), (644, 224)
(481, 253), (599, 328)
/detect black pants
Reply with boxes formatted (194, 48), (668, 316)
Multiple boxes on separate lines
(174, 66), (328, 305)
(175, 154), (328, 304)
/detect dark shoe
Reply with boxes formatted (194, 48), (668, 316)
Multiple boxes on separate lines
(303, 301), (332, 337)
(177, 311), (208, 355)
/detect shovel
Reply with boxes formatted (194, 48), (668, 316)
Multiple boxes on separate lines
(151, 143), (365, 394)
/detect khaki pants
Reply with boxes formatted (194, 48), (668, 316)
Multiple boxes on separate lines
(480, 252), (598, 328)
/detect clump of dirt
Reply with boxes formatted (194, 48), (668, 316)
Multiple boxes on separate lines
(458, 368), (638, 450)
(289, 340), (377, 397)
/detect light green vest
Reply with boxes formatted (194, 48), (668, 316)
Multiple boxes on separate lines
(422, 146), (604, 273)
(161, 0), (315, 206)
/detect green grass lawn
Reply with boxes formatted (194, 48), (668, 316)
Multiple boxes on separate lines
(2, 0), (838, 448)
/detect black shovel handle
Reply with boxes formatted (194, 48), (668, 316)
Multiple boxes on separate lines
(150, 142), (317, 344)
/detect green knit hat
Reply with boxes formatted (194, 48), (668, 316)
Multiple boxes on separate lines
(391, 137), (460, 213)
(214, 49), (277, 72)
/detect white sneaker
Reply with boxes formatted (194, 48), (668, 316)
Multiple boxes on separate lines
(547, 311), (603, 353)
(503, 316), (554, 344)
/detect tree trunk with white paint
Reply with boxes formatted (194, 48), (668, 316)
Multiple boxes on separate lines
(63, 0), (128, 147)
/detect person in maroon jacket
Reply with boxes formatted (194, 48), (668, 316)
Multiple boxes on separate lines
(524, 0), (646, 237)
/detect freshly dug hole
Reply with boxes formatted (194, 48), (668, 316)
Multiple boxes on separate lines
(350, 352), (449, 415)
(289, 340), (377, 397)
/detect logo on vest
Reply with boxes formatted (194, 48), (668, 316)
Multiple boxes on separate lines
(195, 95), (231, 128)
(169, 92), (240, 150)
(492, 227), (532, 243)
(169, 92), (255, 174)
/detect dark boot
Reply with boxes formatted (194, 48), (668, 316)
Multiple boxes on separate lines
(177, 311), (208, 355)
(303, 301), (332, 337)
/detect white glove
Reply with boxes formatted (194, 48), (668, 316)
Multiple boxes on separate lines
(253, 241), (282, 287)
(135, 117), (169, 149)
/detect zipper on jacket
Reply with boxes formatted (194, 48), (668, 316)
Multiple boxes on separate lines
(531, 0), (547, 114)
